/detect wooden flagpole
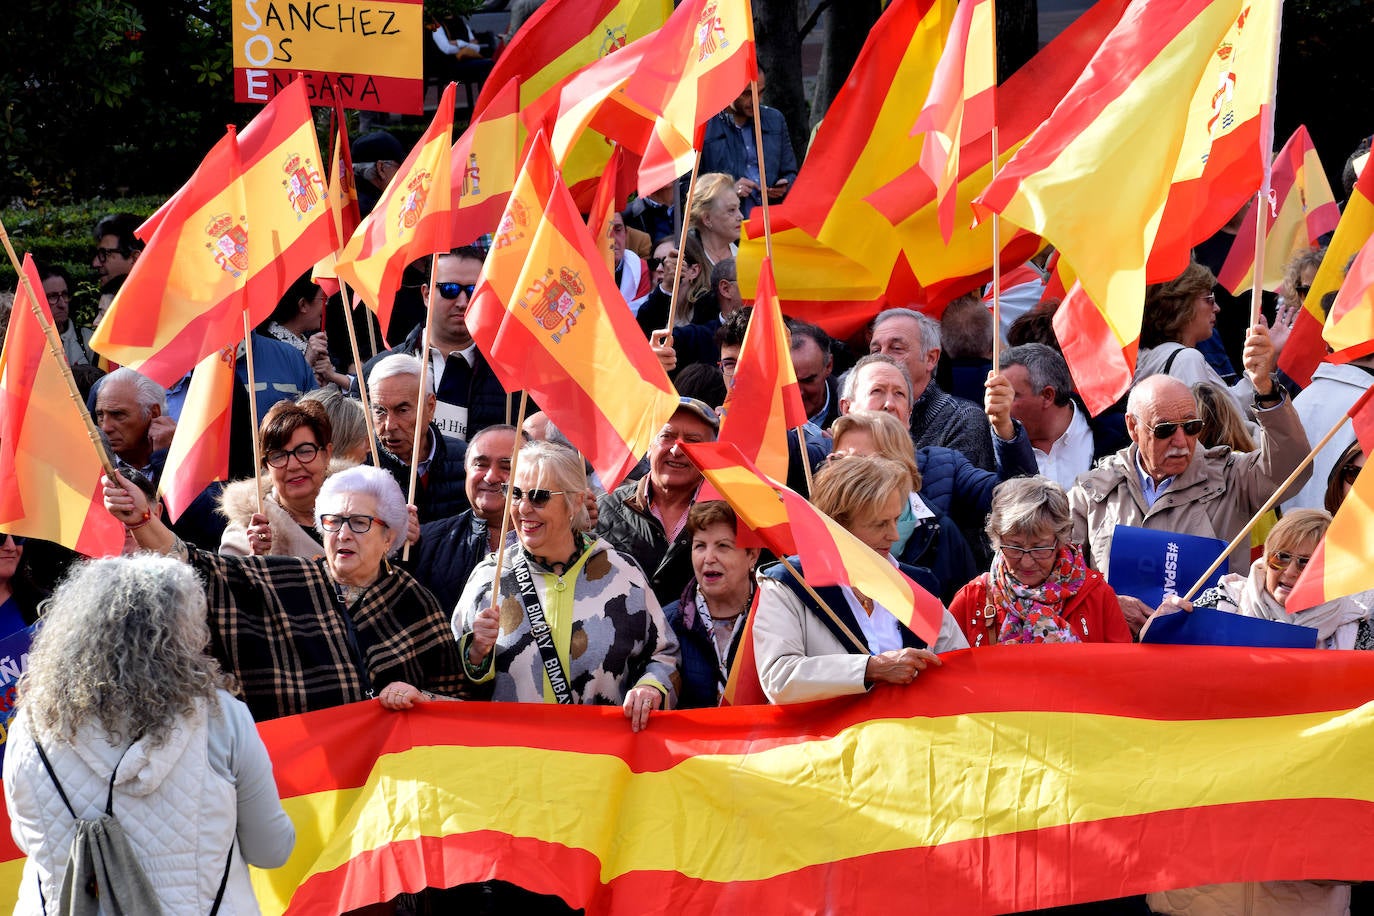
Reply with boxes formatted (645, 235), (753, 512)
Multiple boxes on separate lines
(403, 256), (440, 561)
(662, 149), (704, 335)
(241, 312), (265, 514)
(338, 280), (382, 468)
(488, 390), (530, 617)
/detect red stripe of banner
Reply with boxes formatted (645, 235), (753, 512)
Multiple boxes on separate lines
(293, 797), (1374, 915)
(261, 646), (1374, 798)
(234, 70), (424, 116)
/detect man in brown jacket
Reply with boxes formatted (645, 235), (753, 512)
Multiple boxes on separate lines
(1068, 325), (1310, 635)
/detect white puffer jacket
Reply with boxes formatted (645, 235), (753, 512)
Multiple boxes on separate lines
(4, 690), (295, 915)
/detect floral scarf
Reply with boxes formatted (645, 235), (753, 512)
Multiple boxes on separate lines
(987, 543), (1088, 644)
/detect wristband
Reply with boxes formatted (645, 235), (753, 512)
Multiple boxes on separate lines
(124, 508), (152, 531)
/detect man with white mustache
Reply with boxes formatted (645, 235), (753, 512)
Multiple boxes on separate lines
(1068, 323), (1310, 637)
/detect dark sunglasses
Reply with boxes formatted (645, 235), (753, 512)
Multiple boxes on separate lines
(1265, 551), (1311, 573)
(1295, 284), (1312, 297)
(435, 282), (476, 301)
(1341, 462), (1364, 485)
(1, 534), (26, 546)
(264, 442), (321, 468)
(1148, 419), (1205, 440)
(501, 484), (565, 507)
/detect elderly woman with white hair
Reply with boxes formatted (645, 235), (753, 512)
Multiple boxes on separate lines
(447, 441), (680, 732)
(103, 464), (466, 720)
(3, 555), (295, 913)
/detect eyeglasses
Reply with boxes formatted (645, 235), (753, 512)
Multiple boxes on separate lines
(94, 246), (125, 262)
(501, 484), (565, 507)
(1197, 293), (1217, 304)
(1295, 284), (1312, 297)
(1, 534), (26, 547)
(46, 291), (71, 304)
(1341, 462), (1365, 485)
(435, 282), (476, 301)
(998, 544), (1057, 561)
(1147, 419), (1206, 440)
(319, 513), (387, 534)
(264, 442), (321, 468)
(1265, 551), (1311, 573)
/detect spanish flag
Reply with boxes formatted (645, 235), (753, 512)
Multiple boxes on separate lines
(976, 0), (1276, 408)
(450, 78), (521, 248)
(466, 133), (678, 491)
(586, 145), (627, 273)
(312, 95), (363, 296)
(158, 344), (237, 523)
(92, 80), (336, 386)
(1217, 125), (1340, 296)
(336, 83), (457, 335)
(680, 440), (945, 645)
(912, 0), (996, 244)
(0, 255), (125, 557)
(0, 647), (1361, 912)
(1324, 227), (1374, 363)
(1282, 152), (1374, 385)
(716, 258), (806, 484)
(1286, 387), (1374, 613)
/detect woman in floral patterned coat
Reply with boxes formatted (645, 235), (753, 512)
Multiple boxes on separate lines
(451, 441), (680, 731)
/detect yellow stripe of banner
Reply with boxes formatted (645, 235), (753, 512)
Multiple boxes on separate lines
(282, 706), (1374, 896)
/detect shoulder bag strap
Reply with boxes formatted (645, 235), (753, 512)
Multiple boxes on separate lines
(207, 844), (233, 915)
(512, 553), (574, 704)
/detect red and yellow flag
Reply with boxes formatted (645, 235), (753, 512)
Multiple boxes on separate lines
(717, 258), (806, 483)
(912, 0), (996, 243)
(741, 0), (1125, 339)
(335, 83), (457, 335)
(313, 95), (363, 296)
(1282, 154), (1374, 385)
(976, 0), (1272, 411)
(450, 78), (522, 248)
(466, 133), (679, 491)
(92, 80), (336, 386)
(1217, 125), (1339, 295)
(586, 145), (626, 274)
(680, 440), (944, 645)
(1324, 230), (1374, 364)
(1286, 388), (1374, 613)
(476, 0), (671, 197)
(0, 255), (125, 557)
(158, 344), (238, 523)
(53, 647), (1362, 913)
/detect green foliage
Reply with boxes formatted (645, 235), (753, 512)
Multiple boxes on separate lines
(0, 196), (162, 327)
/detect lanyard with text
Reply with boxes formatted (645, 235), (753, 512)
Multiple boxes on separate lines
(513, 553), (574, 704)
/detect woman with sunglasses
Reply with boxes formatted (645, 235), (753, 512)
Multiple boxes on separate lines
(0, 533), (45, 638)
(1134, 260), (1259, 421)
(451, 441), (680, 732)
(104, 464), (465, 720)
(219, 398), (344, 559)
(951, 476), (1130, 647)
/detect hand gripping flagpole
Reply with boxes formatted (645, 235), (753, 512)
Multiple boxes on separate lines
(0, 219), (118, 479)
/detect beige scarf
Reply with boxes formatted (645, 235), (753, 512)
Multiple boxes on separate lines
(1223, 559), (1370, 647)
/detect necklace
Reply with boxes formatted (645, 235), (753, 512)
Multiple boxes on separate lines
(528, 537), (586, 592)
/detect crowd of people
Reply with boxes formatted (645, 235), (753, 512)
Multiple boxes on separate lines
(0, 81), (1370, 914)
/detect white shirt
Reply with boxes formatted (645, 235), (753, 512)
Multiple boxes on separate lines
(1034, 401), (1096, 489)
(845, 589), (905, 656)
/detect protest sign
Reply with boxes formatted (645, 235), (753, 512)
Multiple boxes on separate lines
(1108, 526), (1227, 610)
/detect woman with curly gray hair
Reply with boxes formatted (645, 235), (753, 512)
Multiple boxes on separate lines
(2, 555), (295, 914)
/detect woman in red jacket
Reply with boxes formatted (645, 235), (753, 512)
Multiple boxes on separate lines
(951, 476), (1131, 647)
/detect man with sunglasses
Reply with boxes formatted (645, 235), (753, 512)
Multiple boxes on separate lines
(1069, 370), (1310, 637)
(356, 247), (514, 445)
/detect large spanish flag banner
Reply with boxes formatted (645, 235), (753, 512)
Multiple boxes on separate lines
(716, 258), (807, 484)
(466, 133), (679, 491)
(680, 440), (944, 645)
(1282, 153), (1374, 385)
(335, 83), (457, 336)
(4, 647), (1370, 912)
(975, 0), (1271, 411)
(0, 255), (125, 557)
(158, 345), (238, 522)
(1217, 125), (1339, 295)
(92, 80), (336, 386)
(450, 79), (522, 248)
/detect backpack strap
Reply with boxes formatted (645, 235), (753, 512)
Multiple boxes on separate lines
(31, 739), (77, 819)
(208, 844), (234, 916)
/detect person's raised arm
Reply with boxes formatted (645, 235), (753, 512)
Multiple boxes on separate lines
(102, 471), (178, 555)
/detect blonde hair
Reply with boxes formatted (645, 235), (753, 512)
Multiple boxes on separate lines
(518, 440), (591, 531)
(830, 410), (922, 491)
(1193, 382), (1254, 452)
(811, 456), (911, 532)
(1265, 508), (1331, 559)
(688, 173), (737, 231)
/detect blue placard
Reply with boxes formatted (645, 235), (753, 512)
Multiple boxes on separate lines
(1108, 525), (1228, 609)
(1141, 606), (1319, 648)
(0, 624), (34, 766)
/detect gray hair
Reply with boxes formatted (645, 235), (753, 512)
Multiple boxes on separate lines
(985, 476), (1073, 546)
(710, 257), (737, 286)
(518, 440), (591, 531)
(939, 293), (992, 360)
(315, 464), (408, 553)
(368, 352), (434, 396)
(104, 366), (168, 414)
(874, 307), (941, 353)
(18, 556), (224, 748)
(301, 387), (368, 460)
(842, 353), (913, 403)
(1000, 343), (1075, 407)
